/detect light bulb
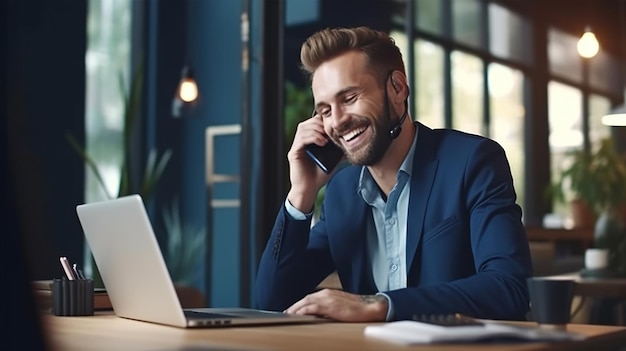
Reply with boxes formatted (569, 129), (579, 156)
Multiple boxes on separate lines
(179, 79), (198, 103)
(577, 29), (599, 58)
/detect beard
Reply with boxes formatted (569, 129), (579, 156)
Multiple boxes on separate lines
(330, 109), (393, 166)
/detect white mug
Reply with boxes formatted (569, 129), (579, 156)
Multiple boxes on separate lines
(585, 248), (609, 270)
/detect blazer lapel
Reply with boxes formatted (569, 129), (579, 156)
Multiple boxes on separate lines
(406, 124), (439, 268)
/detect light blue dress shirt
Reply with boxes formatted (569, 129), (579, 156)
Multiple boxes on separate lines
(285, 125), (419, 320)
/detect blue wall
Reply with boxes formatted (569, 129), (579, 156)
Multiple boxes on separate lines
(183, 0), (244, 307)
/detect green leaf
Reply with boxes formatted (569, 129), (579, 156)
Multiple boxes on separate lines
(140, 148), (173, 199)
(162, 198), (205, 284)
(65, 132), (112, 199)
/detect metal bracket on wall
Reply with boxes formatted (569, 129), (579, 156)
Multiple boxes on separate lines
(205, 124), (242, 208)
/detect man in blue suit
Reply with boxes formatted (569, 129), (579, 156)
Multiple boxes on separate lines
(255, 26), (532, 322)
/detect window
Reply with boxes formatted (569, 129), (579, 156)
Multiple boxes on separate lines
(488, 2), (533, 65)
(451, 51), (484, 135)
(451, 0), (483, 48)
(416, 40), (446, 128)
(548, 81), (583, 151)
(489, 63), (525, 207)
(588, 94), (611, 144)
(85, 0), (132, 203)
(548, 81), (583, 215)
(390, 31), (446, 129)
(415, 0), (443, 35)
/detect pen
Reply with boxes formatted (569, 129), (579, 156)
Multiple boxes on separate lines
(59, 256), (76, 280)
(72, 263), (86, 280)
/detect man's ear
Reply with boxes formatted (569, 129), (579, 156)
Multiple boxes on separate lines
(390, 71), (408, 99)
(391, 78), (400, 92)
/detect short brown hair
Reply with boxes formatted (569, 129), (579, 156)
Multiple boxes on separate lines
(300, 26), (405, 82)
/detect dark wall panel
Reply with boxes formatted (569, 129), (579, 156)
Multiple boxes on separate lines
(7, 0), (87, 279)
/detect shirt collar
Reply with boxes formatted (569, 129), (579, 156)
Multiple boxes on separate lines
(358, 123), (419, 204)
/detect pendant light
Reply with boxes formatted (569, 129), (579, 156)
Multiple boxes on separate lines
(172, 64), (199, 118)
(577, 26), (600, 58)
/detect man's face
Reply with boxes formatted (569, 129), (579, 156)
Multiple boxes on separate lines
(311, 51), (392, 166)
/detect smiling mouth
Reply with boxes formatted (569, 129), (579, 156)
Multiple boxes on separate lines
(342, 126), (368, 142)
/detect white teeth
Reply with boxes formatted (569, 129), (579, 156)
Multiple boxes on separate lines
(343, 127), (366, 142)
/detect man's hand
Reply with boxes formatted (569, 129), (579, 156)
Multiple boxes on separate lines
(284, 289), (389, 322)
(286, 115), (333, 213)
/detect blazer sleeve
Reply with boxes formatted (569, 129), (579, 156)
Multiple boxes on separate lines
(254, 204), (335, 311)
(386, 139), (532, 321)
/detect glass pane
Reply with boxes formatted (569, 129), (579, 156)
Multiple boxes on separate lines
(548, 81), (583, 151)
(85, 0), (131, 204)
(588, 94), (611, 145)
(589, 51), (621, 95)
(548, 81), (583, 216)
(390, 30), (410, 81)
(416, 40), (445, 128)
(452, 0), (483, 48)
(489, 63), (526, 209)
(548, 28), (583, 83)
(415, 0), (442, 35)
(488, 3), (533, 65)
(451, 51), (484, 134)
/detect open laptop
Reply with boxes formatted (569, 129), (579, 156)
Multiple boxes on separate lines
(76, 194), (323, 328)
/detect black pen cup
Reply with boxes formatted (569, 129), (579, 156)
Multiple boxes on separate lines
(52, 278), (94, 316)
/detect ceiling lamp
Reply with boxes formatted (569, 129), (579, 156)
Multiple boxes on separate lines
(602, 98), (626, 126)
(577, 26), (600, 58)
(172, 65), (199, 118)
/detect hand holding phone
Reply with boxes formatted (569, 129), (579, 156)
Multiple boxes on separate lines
(305, 142), (344, 174)
(304, 110), (344, 174)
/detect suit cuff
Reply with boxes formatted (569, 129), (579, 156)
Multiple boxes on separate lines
(375, 292), (394, 321)
(284, 198), (313, 220)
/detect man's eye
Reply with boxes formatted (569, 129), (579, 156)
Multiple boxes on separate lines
(320, 109), (331, 118)
(345, 95), (357, 104)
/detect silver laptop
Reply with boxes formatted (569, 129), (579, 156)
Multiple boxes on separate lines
(76, 194), (323, 328)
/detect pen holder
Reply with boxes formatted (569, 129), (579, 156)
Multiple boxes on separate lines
(52, 278), (94, 316)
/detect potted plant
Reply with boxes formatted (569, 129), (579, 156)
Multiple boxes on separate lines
(553, 137), (626, 276)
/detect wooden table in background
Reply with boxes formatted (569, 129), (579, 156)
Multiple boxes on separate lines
(42, 312), (626, 351)
(525, 227), (594, 250)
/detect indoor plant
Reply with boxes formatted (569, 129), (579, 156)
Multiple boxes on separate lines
(553, 137), (626, 275)
(553, 137), (626, 217)
(67, 66), (203, 285)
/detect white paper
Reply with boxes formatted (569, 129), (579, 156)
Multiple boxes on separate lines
(364, 320), (586, 344)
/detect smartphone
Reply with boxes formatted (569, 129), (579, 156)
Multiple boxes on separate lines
(305, 142), (344, 174)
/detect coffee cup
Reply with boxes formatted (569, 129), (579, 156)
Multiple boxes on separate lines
(585, 248), (609, 271)
(527, 277), (575, 330)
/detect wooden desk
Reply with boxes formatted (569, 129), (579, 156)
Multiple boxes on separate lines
(42, 313), (626, 351)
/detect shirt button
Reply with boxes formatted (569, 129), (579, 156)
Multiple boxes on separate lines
(389, 219), (396, 225)
(391, 264), (398, 272)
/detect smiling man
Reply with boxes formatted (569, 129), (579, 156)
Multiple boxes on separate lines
(254, 26), (532, 322)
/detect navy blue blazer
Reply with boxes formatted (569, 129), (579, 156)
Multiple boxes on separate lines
(255, 123), (532, 321)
